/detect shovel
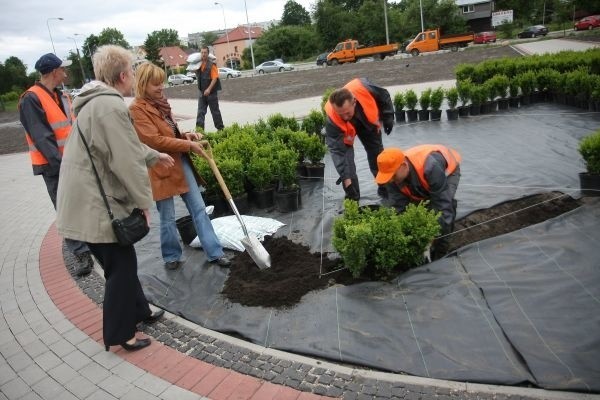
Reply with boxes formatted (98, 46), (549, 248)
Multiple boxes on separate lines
(198, 141), (271, 269)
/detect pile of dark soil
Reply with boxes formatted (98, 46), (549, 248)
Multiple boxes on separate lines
(222, 192), (581, 308)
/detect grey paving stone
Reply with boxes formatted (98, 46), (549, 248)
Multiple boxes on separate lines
(0, 338), (22, 359)
(48, 338), (77, 358)
(33, 351), (62, 371)
(98, 373), (134, 398)
(17, 391), (43, 400)
(23, 309), (45, 325)
(0, 376), (31, 399)
(7, 351), (34, 372)
(22, 339), (48, 359)
(91, 350), (123, 370)
(160, 384), (205, 400)
(38, 329), (62, 347)
(121, 386), (161, 400)
(15, 328), (38, 346)
(62, 327), (89, 346)
(76, 339), (104, 358)
(110, 360), (146, 382)
(62, 349), (93, 371)
(0, 362), (17, 385)
(31, 376), (64, 399)
(86, 389), (118, 400)
(4, 311), (29, 334)
(132, 372), (171, 396)
(52, 390), (79, 400)
(63, 375), (98, 399)
(47, 362), (78, 385)
(79, 362), (111, 384)
(52, 319), (75, 335)
(17, 362), (46, 386)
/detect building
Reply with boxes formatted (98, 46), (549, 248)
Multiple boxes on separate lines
(159, 46), (189, 73)
(212, 25), (263, 69)
(455, 0), (495, 32)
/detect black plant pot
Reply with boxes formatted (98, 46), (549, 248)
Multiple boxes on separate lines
(480, 102), (490, 114)
(521, 94), (531, 106)
(446, 108), (459, 121)
(205, 193), (229, 218)
(249, 187), (275, 209)
(394, 110), (405, 123)
(498, 98), (509, 110)
(297, 162), (308, 179)
(406, 109), (418, 122)
(430, 109), (442, 121)
(469, 104), (481, 116)
(418, 109), (430, 121)
(509, 96), (520, 108)
(579, 172), (600, 196)
(176, 215), (197, 245)
(275, 187), (300, 212)
(458, 106), (469, 117)
(489, 100), (498, 112)
(305, 163), (325, 179)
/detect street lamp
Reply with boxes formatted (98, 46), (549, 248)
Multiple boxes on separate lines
(74, 33), (92, 58)
(419, 0), (424, 33)
(214, 2), (234, 69)
(46, 17), (63, 54)
(67, 36), (87, 82)
(243, 0), (256, 70)
(383, 0), (389, 45)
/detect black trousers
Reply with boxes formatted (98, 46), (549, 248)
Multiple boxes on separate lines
(196, 92), (224, 130)
(87, 242), (152, 346)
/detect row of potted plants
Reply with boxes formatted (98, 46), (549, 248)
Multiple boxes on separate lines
(191, 111), (328, 215)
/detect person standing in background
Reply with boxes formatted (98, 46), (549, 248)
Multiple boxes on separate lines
(189, 46), (224, 131)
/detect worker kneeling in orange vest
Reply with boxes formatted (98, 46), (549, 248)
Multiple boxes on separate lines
(375, 145), (461, 258)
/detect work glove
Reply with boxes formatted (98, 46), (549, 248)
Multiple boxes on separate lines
(383, 115), (394, 135)
(343, 183), (360, 201)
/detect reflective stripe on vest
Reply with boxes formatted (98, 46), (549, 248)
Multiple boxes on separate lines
(325, 79), (381, 146)
(23, 85), (74, 166)
(400, 144), (462, 201)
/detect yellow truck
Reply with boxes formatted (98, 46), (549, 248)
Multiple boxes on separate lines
(327, 39), (399, 65)
(405, 28), (474, 56)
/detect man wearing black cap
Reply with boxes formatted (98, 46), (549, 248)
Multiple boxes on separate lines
(19, 53), (93, 276)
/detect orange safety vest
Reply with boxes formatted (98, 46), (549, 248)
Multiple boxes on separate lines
(22, 85), (74, 166)
(400, 144), (462, 201)
(325, 79), (380, 146)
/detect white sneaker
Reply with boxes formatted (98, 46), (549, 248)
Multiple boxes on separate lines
(205, 205), (214, 215)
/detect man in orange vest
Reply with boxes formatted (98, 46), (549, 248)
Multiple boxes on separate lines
(19, 53), (93, 276)
(189, 47), (224, 131)
(325, 78), (394, 201)
(375, 145), (461, 257)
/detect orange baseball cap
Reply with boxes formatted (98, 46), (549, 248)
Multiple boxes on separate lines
(375, 148), (405, 184)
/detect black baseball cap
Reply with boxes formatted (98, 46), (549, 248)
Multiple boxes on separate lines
(34, 53), (72, 74)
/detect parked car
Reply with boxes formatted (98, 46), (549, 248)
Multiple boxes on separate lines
(574, 15), (600, 31)
(255, 60), (294, 74)
(474, 31), (497, 44)
(185, 71), (197, 81)
(517, 25), (548, 38)
(218, 67), (242, 79)
(316, 52), (329, 66)
(69, 88), (82, 98)
(167, 74), (194, 86)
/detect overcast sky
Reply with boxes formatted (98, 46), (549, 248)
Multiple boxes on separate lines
(0, 0), (315, 73)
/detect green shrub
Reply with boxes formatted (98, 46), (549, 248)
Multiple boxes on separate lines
(216, 157), (245, 197)
(0, 91), (20, 103)
(418, 88), (431, 110)
(404, 89), (418, 110)
(267, 113), (299, 130)
(445, 87), (459, 109)
(579, 129), (600, 174)
(332, 200), (440, 278)
(321, 87), (335, 115)
(247, 156), (275, 191)
(430, 87), (444, 111)
(305, 134), (327, 164)
(515, 71), (537, 95)
(509, 78), (520, 97)
(275, 148), (299, 190)
(301, 109), (325, 135)
(190, 155), (219, 196)
(393, 91), (405, 111)
(469, 85), (486, 105)
(456, 80), (471, 106)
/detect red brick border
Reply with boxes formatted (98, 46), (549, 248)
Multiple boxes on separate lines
(40, 224), (336, 400)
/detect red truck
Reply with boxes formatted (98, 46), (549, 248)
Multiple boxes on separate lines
(327, 39), (399, 65)
(405, 28), (474, 56)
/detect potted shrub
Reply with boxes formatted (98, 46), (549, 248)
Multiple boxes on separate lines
(217, 157), (249, 215)
(480, 80), (495, 114)
(418, 88), (431, 121)
(404, 89), (418, 122)
(191, 155), (229, 217)
(304, 134), (327, 179)
(456, 80), (471, 117)
(578, 129), (600, 196)
(469, 84), (485, 116)
(517, 71), (536, 106)
(445, 86), (459, 121)
(429, 87), (444, 121)
(301, 109), (326, 137)
(495, 74), (510, 110)
(246, 155), (276, 209)
(275, 148), (301, 212)
(508, 78), (520, 108)
(393, 91), (405, 123)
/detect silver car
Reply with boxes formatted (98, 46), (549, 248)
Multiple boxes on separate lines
(167, 74), (194, 86)
(255, 60), (294, 74)
(218, 67), (242, 79)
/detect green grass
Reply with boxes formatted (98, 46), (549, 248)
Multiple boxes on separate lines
(0, 100), (18, 112)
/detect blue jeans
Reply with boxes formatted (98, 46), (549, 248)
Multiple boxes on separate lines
(156, 158), (224, 263)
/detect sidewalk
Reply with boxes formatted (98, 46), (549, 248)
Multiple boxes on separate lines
(2, 81), (598, 399)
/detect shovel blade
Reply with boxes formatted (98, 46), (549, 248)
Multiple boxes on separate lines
(240, 235), (271, 269)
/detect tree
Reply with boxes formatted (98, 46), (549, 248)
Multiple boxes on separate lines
(252, 25), (320, 63)
(281, 0), (312, 26)
(66, 51), (84, 88)
(97, 28), (130, 49)
(201, 32), (219, 48)
(144, 29), (180, 65)
(0, 57), (30, 94)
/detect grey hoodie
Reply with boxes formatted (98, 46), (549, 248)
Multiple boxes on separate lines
(56, 81), (159, 243)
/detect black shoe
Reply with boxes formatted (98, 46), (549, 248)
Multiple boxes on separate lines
(105, 338), (151, 352)
(144, 310), (164, 324)
(165, 260), (182, 270)
(377, 186), (388, 199)
(210, 257), (231, 267)
(74, 251), (93, 276)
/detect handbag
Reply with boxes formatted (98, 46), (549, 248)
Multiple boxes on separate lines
(77, 121), (149, 246)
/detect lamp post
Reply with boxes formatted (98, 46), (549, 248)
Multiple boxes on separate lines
(419, 0), (424, 33)
(214, 2), (234, 69)
(383, 0), (389, 45)
(46, 17), (63, 54)
(74, 33), (92, 58)
(67, 36), (87, 82)
(243, 0), (256, 70)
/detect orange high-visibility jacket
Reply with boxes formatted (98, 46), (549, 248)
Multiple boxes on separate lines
(23, 85), (73, 166)
(400, 144), (461, 201)
(325, 78), (380, 146)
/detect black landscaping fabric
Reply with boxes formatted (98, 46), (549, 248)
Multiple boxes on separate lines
(136, 103), (600, 392)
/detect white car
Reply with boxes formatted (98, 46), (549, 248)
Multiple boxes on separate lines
(167, 74), (194, 86)
(255, 60), (294, 74)
(218, 67), (242, 79)
(185, 71), (197, 81)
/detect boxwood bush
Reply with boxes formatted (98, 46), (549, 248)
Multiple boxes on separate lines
(579, 129), (600, 175)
